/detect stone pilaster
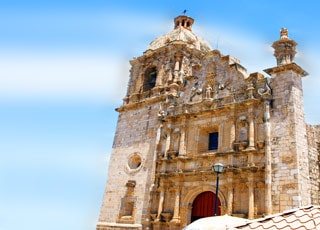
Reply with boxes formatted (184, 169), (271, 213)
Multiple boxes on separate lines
(247, 113), (255, 150)
(247, 178), (255, 219)
(229, 117), (236, 152)
(264, 100), (272, 215)
(171, 188), (181, 223)
(227, 182), (234, 215)
(156, 189), (165, 222)
(165, 130), (171, 158)
(179, 120), (187, 156)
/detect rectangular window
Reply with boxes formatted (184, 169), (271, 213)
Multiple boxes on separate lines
(208, 132), (219, 150)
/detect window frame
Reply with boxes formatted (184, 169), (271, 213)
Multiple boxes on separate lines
(208, 132), (219, 151)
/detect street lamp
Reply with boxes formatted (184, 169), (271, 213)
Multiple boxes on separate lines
(212, 163), (225, 216)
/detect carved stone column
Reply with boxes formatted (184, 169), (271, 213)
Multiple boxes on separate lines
(264, 100), (272, 215)
(156, 65), (164, 86)
(227, 154), (233, 168)
(171, 188), (181, 223)
(247, 176), (255, 219)
(186, 203), (193, 226)
(155, 124), (163, 156)
(155, 125), (163, 146)
(179, 118), (186, 156)
(156, 189), (165, 222)
(247, 113), (255, 150)
(165, 130), (171, 158)
(150, 124), (163, 193)
(173, 54), (182, 83)
(256, 182), (265, 216)
(229, 117), (236, 151)
(226, 178), (234, 215)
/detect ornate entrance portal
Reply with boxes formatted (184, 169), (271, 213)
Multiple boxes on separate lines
(191, 191), (221, 222)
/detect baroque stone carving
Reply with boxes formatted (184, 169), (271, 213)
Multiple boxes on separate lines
(258, 80), (271, 96)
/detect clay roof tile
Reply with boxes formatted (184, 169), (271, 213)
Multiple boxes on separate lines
(234, 205), (320, 230)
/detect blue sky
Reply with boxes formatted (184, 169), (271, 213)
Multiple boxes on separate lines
(0, 1), (319, 230)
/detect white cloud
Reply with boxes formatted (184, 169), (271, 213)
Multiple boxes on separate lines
(195, 24), (275, 73)
(0, 53), (130, 104)
(0, 13), (319, 124)
(0, 11), (169, 104)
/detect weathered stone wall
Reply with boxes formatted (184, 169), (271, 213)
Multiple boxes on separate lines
(307, 124), (320, 204)
(269, 71), (310, 213)
(98, 104), (161, 228)
(99, 43), (271, 229)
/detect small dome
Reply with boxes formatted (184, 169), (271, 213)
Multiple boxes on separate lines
(146, 15), (212, 53)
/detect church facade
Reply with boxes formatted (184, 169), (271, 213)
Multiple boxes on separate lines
(97, 15), (320, 230)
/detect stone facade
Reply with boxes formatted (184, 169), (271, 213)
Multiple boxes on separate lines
(97, 16), (320, 230)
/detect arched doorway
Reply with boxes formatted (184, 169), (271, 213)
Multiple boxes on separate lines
(191, 191), (221, 222)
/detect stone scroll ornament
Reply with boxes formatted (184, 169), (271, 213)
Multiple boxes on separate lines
(257, 80), (271, 96)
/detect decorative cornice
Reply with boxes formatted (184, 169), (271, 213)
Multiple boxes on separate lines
(263, 62), (308, 77)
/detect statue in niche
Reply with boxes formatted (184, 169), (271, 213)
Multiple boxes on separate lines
(164, 61), (173, 84)
(173, 53), (182, 83)
(181, 56), (192, 78)
(167, 130), (180, 159)
(239, 127), (248, 142)
(234, 118), (249, 151)
(157, 125), (170, 159)
(205, 85), (213, 99)
(255, 118), (265, 149)
(166, 83), (181, 108)
(156, 132), (167, 158)
(189, 82), (203, 102)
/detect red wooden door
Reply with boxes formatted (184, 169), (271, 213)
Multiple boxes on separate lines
(191, 191), (221, 222)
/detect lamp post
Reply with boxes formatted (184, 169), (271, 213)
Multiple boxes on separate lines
(212, 163), (224, 216)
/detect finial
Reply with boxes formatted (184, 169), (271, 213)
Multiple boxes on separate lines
(280, 28), (289, 40)
(183, 9), (187, 15)
(271, 27), (297, 66)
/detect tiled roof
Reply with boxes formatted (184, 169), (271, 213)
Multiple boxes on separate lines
(234, 205), (320, 230)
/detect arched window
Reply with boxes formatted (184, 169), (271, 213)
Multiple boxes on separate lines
(143, 67), (157, 92)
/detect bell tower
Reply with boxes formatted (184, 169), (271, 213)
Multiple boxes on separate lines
(264, 28), (310, 213)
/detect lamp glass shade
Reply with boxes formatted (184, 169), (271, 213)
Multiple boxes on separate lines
(213, 163), (224, 173)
